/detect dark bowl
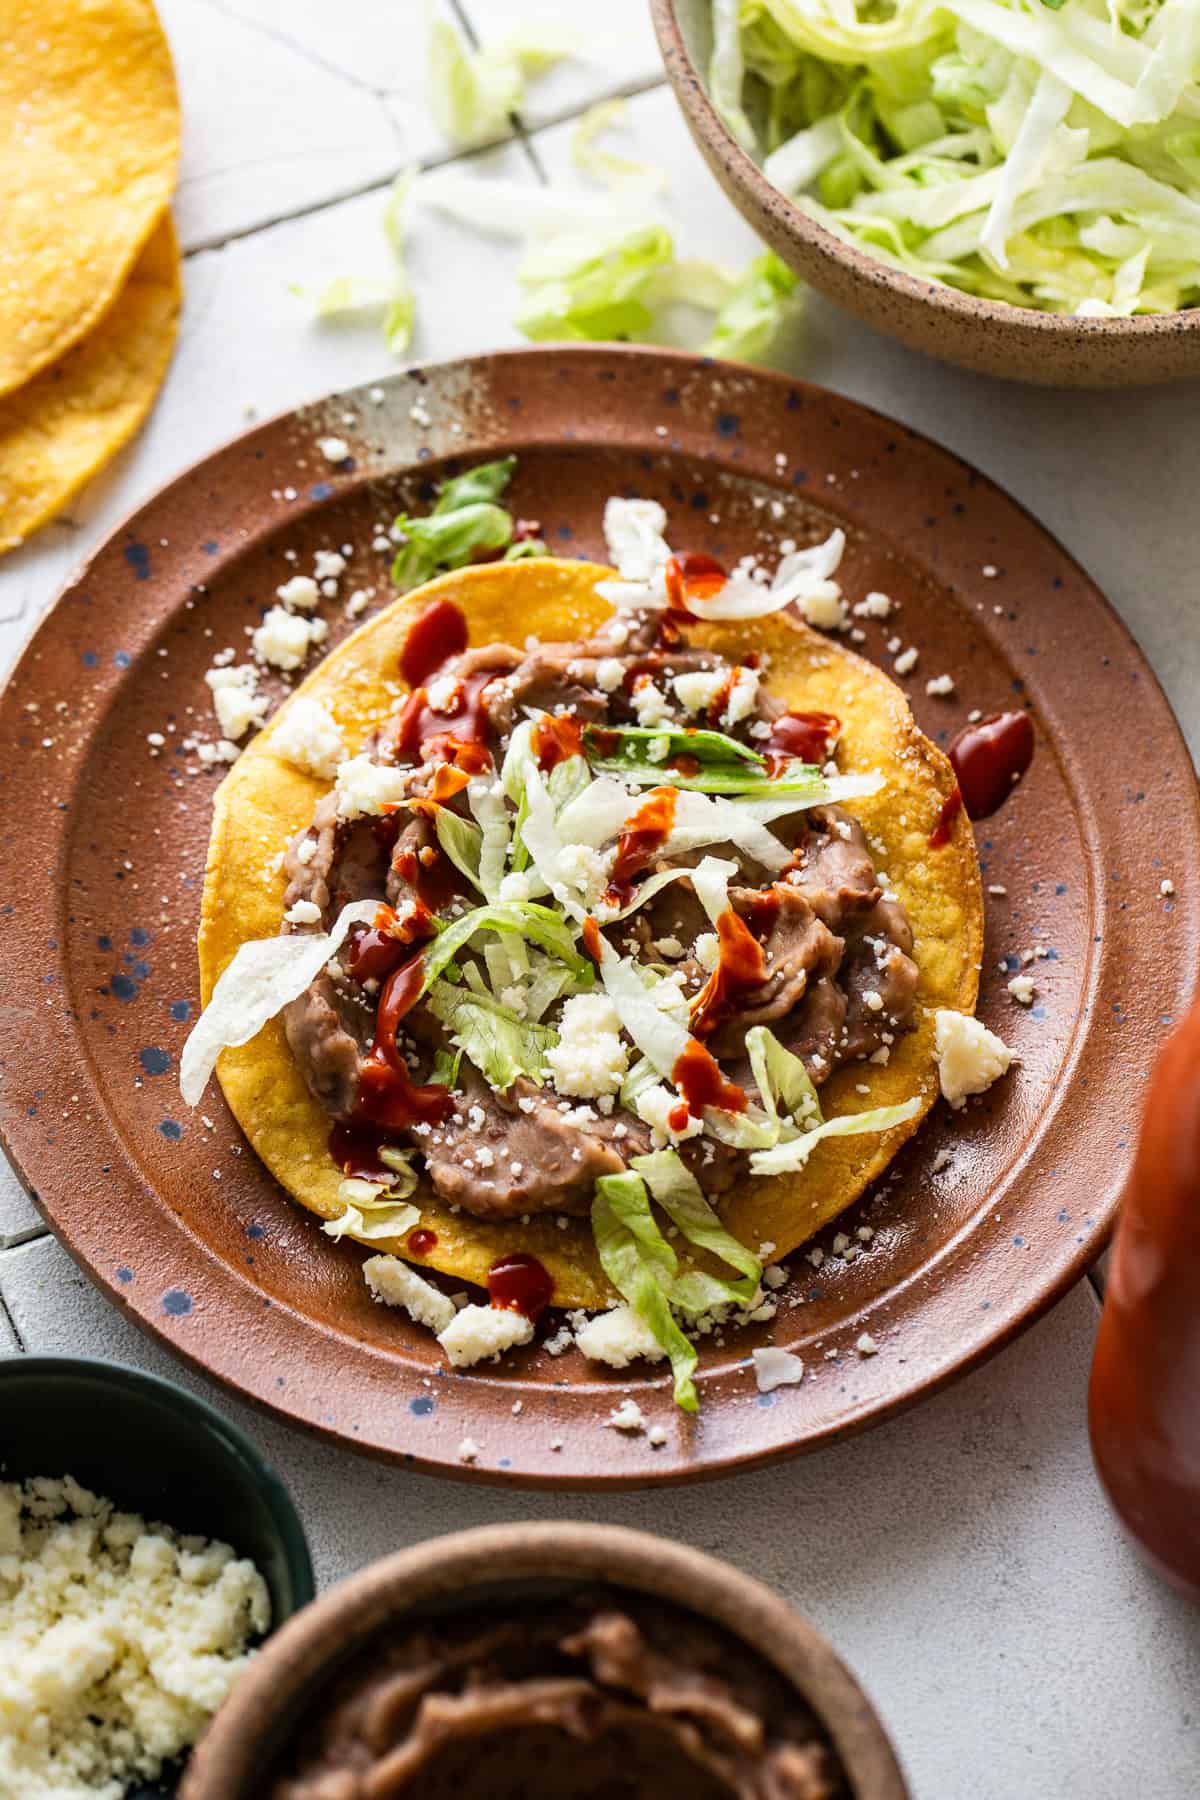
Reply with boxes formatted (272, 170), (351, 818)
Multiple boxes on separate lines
(182, 1522), (909, 1798)
(651, 0), (1200, 386)
(0, 1355), (315, 1797)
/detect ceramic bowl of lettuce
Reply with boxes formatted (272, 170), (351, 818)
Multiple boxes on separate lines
(651, 0), (1200, 385)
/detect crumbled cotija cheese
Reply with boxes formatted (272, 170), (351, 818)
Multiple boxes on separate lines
(438, 1303), (535, 1368)
(269, 696), (346, 779)
(574, 1304), (667, 1369)
(0, 1476), (269, 1800)
(934, 1009), (1015, 1109)
(334, 754), (409, 821)
(545, 994), (628, 1099)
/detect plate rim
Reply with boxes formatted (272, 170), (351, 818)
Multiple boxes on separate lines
(2, 341), (1197, 1487)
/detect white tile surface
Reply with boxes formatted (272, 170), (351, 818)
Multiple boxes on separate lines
(460, 0), (667, 125)
(2, 1234), (1196, 1798)
(1, 6), (1198, 1795)
(0, 1162), (40, 1249)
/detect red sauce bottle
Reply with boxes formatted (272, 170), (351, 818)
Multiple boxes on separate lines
(1088, 997), (1200, 1601)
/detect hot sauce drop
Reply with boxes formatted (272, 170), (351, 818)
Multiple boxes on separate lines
(765, 710), (840, 770)
(488, 1252), (554, 1321)
(672, 1038), (747, 1118)
(948, 711), (1034, 819)
(399, 598), (469, 688)
(664, 551), (727, 612)
(532, 712), (584, 773)
(1089, 998), (1200, 1601)
(691, 907), (768, 1040)
(407, 1228), (438, 1257)
(928, 787), (963, 850)
(605, 787), (677, 907)
(355, 954), (453, 1132)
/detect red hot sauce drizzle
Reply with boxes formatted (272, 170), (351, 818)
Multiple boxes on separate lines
(392, 666), (497, 764)
(407, 1228), (438, 1257)
(347, 901), (435, 985)
(672, 1038), (747, 1118)
(399, 598), (469, 688)
(948, 710), (1035, 820)
(928, 787), (963, 850)
(532, 712), (584, 773)
(765, 710), (840, 774)
(605, 786), (678, 908)
(328, 1120), (399, 1182)
(487, 1252), (554, 1321)
(690, 907), (768, 1040)
(354, 952), (453, 1131)
(664, 551), (727, 613)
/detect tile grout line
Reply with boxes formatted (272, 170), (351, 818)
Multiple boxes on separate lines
(180, 75), (672, 259)
(0, 1285), (26, 1352)
(0, 1224), (51, 1254)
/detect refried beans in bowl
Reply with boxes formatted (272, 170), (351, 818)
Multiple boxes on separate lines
(181, 1525), (908, 1800)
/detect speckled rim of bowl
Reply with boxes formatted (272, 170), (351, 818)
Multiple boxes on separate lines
(0, 1355), (315, 1615)
(181, 1522), (909, 1798)
(649, 0), (1200, 379)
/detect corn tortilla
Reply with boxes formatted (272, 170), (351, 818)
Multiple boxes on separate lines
(0, 0), (180, 398)
(0, 215), (181, 554)
(200, 560), (983, 1309)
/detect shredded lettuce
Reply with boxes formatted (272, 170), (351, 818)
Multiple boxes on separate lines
(592, 1152), (765, 1407)
(428, 12), (575, 149)
(425, 980), (557, 1089)
(631, 1149), (761, 1302)
(323, 1179), (420, 1245)
(421, 165), (801, 357)
(313, 170), (416, 354)
(750, 1096), (922, 1175)
(593, 1174), (700, 1410)
(746, 1024), (823, 1138)
(707, 0), (1200, 315)
(571, 98), (667, 190)
(180, 899), (378, 1105)
(704, 251), (802, 361)
(584, 722), (829, 795)
(421, 900), (590, 995)
(431, 806), (484, 890)
(467, 775), (513, 902)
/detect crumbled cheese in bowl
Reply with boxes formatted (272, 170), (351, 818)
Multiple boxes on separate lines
(0, 1475), (269, 1800)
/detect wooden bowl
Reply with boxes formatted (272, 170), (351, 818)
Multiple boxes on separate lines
(651, 0), (1200, 386)
(181, 1523), (908, 1797)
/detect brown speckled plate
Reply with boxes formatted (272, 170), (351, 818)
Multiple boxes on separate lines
(1, 346), (1197, 1487)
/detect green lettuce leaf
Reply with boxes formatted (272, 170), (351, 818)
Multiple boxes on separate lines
(515, 223), (677, 342)
(583, 721), (829, 795)
(427, 15), (522, 148)
(631, 1149), (761, 1303)
(704, 251), (802, 363)
(420, 900), (590, 996)
(323, 1177), (420, 1244)
(592, 1173), (699, 1411)
(750, 1097), (922, 1176)
(430, 805), (485, 890)
(434, 456), (516, 512)
(391, 501), (514, 590)
(745, 1024), (823, 1138)
(425, 980), (557, 1089)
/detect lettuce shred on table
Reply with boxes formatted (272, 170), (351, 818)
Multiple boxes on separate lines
(708, 0), (1200, 315)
